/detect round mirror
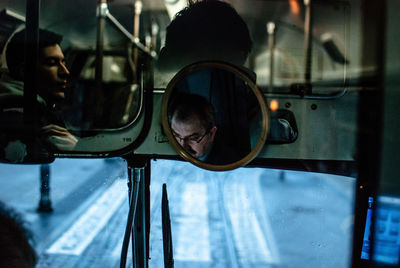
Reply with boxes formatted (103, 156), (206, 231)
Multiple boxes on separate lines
(162, 61), (270, 171)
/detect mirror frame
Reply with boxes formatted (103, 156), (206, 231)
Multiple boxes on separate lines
(161, 61), (270, 171)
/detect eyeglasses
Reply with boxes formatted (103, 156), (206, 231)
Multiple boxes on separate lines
(172, 129), (210, 144)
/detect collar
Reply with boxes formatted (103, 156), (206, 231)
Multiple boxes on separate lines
(0, 72), (47, 105)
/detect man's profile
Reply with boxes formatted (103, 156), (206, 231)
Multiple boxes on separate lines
(3, 29), (69, 105)
(0, 28), (77, 159)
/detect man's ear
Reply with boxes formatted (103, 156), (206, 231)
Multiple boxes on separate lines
(209, 126), (217, 141)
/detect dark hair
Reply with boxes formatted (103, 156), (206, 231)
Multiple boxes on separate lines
(0, 201), (37, 268)
(6, 28), (63, 79)
(158, 0), (252, 70)
(169, 93), (216, 131)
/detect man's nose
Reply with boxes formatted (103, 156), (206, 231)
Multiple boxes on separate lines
(182, 142), (193, 151)
(59, 62), (70, 77)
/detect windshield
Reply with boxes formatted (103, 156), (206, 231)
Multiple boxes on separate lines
(149, 159), (356, 267)
(0, 158), (356, 267)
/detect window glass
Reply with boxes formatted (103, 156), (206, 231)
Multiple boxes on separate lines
(0, 158), (355, 267)
(0, 158), (132, 267)
(149, 159), (356, 268)
(79, 55), (129, 83)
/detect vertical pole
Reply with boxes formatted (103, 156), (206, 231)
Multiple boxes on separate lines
(120, 165), (141, 268)
(120, 0), (142, 125)
(267, 22), (276, 93)
(121, 155), (150, 268)
(95, 0), (107, 124)
(37, 164), (53, 212)
(133, 0), (143, 81)
(151, 22), (159, 53)
(96, 0), (106, 87)
(130, 167), (142, 267)
(24, 0), (40, 129)
(303, 0), (313, 88)
(133, 167), (147, 268)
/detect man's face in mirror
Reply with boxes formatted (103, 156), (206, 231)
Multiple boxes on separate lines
(38, 44), (70, 103)
(171, 114), (217, 159)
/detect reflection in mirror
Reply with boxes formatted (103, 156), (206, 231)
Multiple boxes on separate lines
(162, 62), (269, 171)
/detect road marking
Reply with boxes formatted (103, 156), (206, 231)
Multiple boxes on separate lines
(253, 173), (280, 263)
(175, 182), (211, 262)
(225, 178), (275, 264)
(47, 179), (127, 255)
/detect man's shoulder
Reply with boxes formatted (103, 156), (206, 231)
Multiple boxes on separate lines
(0, 73), (24, 96)
(0, 73), (25, 111)
(206, 139), (244, 165)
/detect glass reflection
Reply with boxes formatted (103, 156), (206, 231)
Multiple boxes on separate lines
(0, 29), (77, 162)
(65, 51), (141, 131)
(0, 27), (143, 162)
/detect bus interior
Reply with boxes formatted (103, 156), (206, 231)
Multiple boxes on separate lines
(0, 0), (399, 267)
